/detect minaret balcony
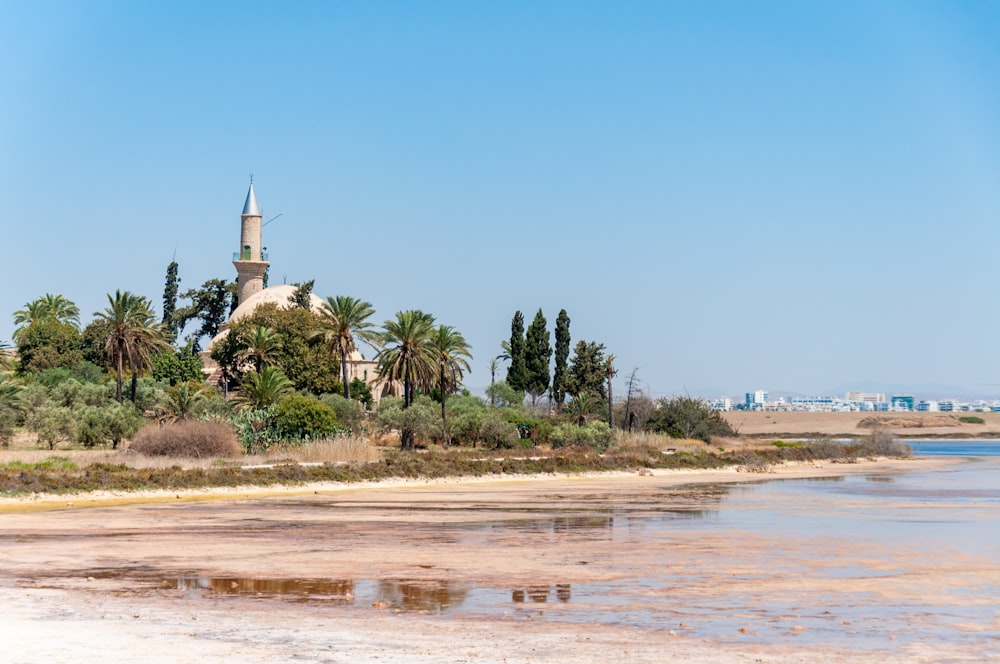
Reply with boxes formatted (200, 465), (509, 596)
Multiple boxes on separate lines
(233, 251), (269, 262)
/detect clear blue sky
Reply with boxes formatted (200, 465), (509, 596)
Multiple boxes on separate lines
(3, 1), (1000, 399)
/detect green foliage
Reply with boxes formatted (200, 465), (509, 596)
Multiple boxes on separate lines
(646, 396), (735, 443)
(959, 415), (985, 424)
(524, 309), (551, 403)
(79, 319), (112, 368)
(162, 260), (181, 339)
(566, 340), (607, 400)
(312, 295), (380, 401)
(26, 405), (75, 449)
(772, 440), (804, 448)
(234, 366), (294, 409)
(35, 362), (105, 388)
(130, 420), (242, 458)
(212, 303), (342, 394)
(506, 311), (527, 392)
(485, 381), (522, 408)
(175, 278), (235, 348)
(288, 279), (316, 309)
(0, 375), (23, 447)
(229, 407), (283, 454)
(0, 456), (76, 470)
(479, 411), (519, 449)
(552, 309), (571, 407)
(348, 378), (373, 409)
(317, 392), (366, 434)
(74, 402), (144, 449)
(375, 395), (438, 446)
(48, 378), (111, 408)
(549, 421), (612, 451)
(16, 319), (84, 374)
(152, 347), (205, 385)
(274, 394), (340, 440)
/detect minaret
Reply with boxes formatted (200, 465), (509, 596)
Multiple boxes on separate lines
(233, 181), (269, 306)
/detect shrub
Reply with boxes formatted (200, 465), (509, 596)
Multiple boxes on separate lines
(479, 412), (520, 449)
(275, 394), (340, 440)
(959, 416), (985, 424)
(75, 403), (144, 449)
(230, 407), (282, 454)
(549, 421), (612, 451)
(130, 420), (242, 458)
(857, 427), (911, 457)
(317, 392), (365, 434)
(646, 396), (734, 443)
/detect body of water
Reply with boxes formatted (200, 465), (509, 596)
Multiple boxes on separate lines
(908, 438), (1000, 456)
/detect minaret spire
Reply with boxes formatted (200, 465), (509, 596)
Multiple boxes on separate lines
(233, 178), (269, 305)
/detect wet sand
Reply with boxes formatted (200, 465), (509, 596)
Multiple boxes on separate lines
(1, 458), (996, 663)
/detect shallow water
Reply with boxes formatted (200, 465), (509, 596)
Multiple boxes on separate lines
(149, 455), (1000, 651)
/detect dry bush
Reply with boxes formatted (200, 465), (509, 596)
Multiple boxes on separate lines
(267, 437), (381, 464)
(130, 421), (242, 459)
(614, 430), (705, 452)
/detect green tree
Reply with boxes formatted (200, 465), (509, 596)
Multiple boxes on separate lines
(234, 366), (294, 410)
(211, 303), (342, 394)
(274, 394), (339, 440)
(175, 278), (235, 349)
(551, 309), (571, 410)
(288, 279), (316, 309)
(13, 293), (80, 343)
(152, 345), (205, 385)
(646, 396), (735, 443)
(485, 381), (522, 408)
(566, 340), (607, 400)
(524, 309), (551, 406)
(15, 319), (83, 374)
(161, 260), (181, 340)
(506, 311), (527, 393)
(93, 290), (170, 403)
(0, 374), (23, 447)
(236, 326), (282, 373)
(375, 310), (436, 449)
(312, 295), (380, 400)
(75, 402), (144, 449)
(429, 324), (472, 447)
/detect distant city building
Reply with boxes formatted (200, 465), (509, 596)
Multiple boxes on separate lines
(708, 398), (733, 411)
(845, 391), (886, 404)
(745, 390), (768, 410)
(891, 395), (915, 411)
(916, 400), (939, 412)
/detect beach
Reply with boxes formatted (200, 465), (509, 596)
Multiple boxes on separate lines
(3, 456), (998, 663)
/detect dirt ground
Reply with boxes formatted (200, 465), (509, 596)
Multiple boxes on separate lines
(722, 410), (1000, 438)
(2, 459), (996, 663)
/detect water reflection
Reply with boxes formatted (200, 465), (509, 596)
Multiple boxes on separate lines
(172, 576), (355, 599)
(512, 584), (571, 603)
(374, 579), (468, 612)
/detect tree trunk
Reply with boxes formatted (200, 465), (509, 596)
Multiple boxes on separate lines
(341, 350), (351, 400)
(607, 379), (614, 431)
(130, 370), (138, 404)
(114, 340), (124, 403)
(440, 362), (448, 448)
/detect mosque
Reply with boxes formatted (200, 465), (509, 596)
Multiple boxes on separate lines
(201, 182), (396, 401)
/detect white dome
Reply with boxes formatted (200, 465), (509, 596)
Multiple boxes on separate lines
(207, 285), (367, 362)
(228, 285), (327, 325)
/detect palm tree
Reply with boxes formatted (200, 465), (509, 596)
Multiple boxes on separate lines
(376, 310), (436, 449)
(429, 325), (472, 447)
(166, 383), (206, 421)
(312, 296), (380, 400)
(605, 354), (617, 430)
(94, 291), (169, 403)
(234, 366), (293, 410)
(236, 325), (282, 373)
(568, 392), (599, 427)
(488, 357), (501, 406)
(13, 293), (80, 342)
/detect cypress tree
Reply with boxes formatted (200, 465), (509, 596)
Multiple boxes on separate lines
(551, 309), (571, 408)
(506, 311), (527, 392)
(524, 309), (551, 406)
(161, 261), (180, 341)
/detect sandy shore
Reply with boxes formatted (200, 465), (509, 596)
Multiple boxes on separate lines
(723, 410), (1000, 438)
(2, 457), (995, 663)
